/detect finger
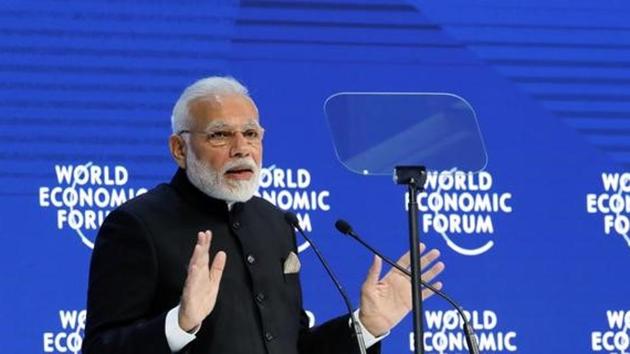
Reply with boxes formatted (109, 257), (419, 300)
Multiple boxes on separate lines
(204, 230), (213, 247)
(195, 232), (211, 268)
(187, 234), (208, 278)
(208, 251), (227, 289)
(421, 261), (445, 284)
(189, 231), (211, 270)
(187, 236), (204, 270)
(364, 255), (382, 285)
(395, 250), (411, 271)
(420, 249), (440, 269)
(422, 281), (443, 300)
(202, 230), (215, 265)
(200, 230), (209, 245)
(395, 243), (427, 271)
(210, 251), (226, 273)
(200, 230), (212, 252)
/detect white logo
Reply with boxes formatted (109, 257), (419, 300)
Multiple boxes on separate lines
(591, 310), (630, 353)
(38, 163), (148, 249)
(411, 309), (517, 353)
(256, 165), (331, 253)
(43, 310), (85, 353)
(586, 172), (630, 248)
(409, 171), (513, 256)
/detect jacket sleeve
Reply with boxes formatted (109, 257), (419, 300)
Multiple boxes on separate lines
(82, 208), (171, 354)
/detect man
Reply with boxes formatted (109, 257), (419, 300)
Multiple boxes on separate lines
(82, 76), (445, 354)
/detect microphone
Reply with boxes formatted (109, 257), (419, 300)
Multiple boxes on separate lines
(284, 212), (367, 354)
(335, 219), (480, 354)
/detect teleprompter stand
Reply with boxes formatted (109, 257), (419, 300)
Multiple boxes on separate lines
(324, 92), (488, 354)
(394, 166), (428, 354)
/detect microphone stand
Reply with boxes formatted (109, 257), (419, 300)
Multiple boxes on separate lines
(284, 213), (368, 354)
(334, 219), (480, 354)
(394, 166), (428, 354)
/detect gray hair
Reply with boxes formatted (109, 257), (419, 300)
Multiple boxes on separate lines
(171, 76), (250, 133)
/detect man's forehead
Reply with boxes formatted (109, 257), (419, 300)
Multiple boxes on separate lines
(204, 119), (260, 129)
(189, 93), (259, 126)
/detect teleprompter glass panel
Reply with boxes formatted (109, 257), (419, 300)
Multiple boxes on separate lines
(324, 93), (487, 175)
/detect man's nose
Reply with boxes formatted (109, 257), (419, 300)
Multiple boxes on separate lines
(229, 132), (251, 157)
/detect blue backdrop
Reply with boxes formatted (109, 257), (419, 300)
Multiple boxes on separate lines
(1, 1), (629, 353)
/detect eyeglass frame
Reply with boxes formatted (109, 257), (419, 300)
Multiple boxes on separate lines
(177, 124), (265, 147)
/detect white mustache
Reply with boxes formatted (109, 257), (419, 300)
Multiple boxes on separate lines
(222, 158), (258, 173)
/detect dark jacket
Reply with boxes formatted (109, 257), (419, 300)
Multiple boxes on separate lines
(83, 168), (380, 354)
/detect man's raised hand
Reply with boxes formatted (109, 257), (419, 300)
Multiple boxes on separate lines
(179, 230), (227, 332)
(358, 243), (445, 336)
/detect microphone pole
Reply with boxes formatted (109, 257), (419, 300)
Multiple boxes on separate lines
(283, 212), (368, 354)
(335, 219), (480, 354)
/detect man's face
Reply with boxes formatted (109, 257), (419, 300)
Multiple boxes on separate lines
(183, 93), (263, 202)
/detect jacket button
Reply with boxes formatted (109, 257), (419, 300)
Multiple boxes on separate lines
(246, 254), (256, 264)
(255, 292), (265, 303)
(265, 331), (274, 341)
(232, 221), (240, 229)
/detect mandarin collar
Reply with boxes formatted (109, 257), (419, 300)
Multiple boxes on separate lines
(169, 168), (245, 216)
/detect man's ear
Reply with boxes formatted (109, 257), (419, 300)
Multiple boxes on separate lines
(169, 134), (187, 169)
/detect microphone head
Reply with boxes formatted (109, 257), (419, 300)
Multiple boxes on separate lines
(284, 211), (300, 228)
(334, 219), (353, 235)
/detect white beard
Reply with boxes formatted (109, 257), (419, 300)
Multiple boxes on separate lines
(185, 152), (260, 203)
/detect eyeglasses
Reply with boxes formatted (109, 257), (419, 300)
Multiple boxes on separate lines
(178, 126), (265, 147)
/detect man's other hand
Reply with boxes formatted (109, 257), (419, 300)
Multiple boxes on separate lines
(358, 243), (445, 336)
